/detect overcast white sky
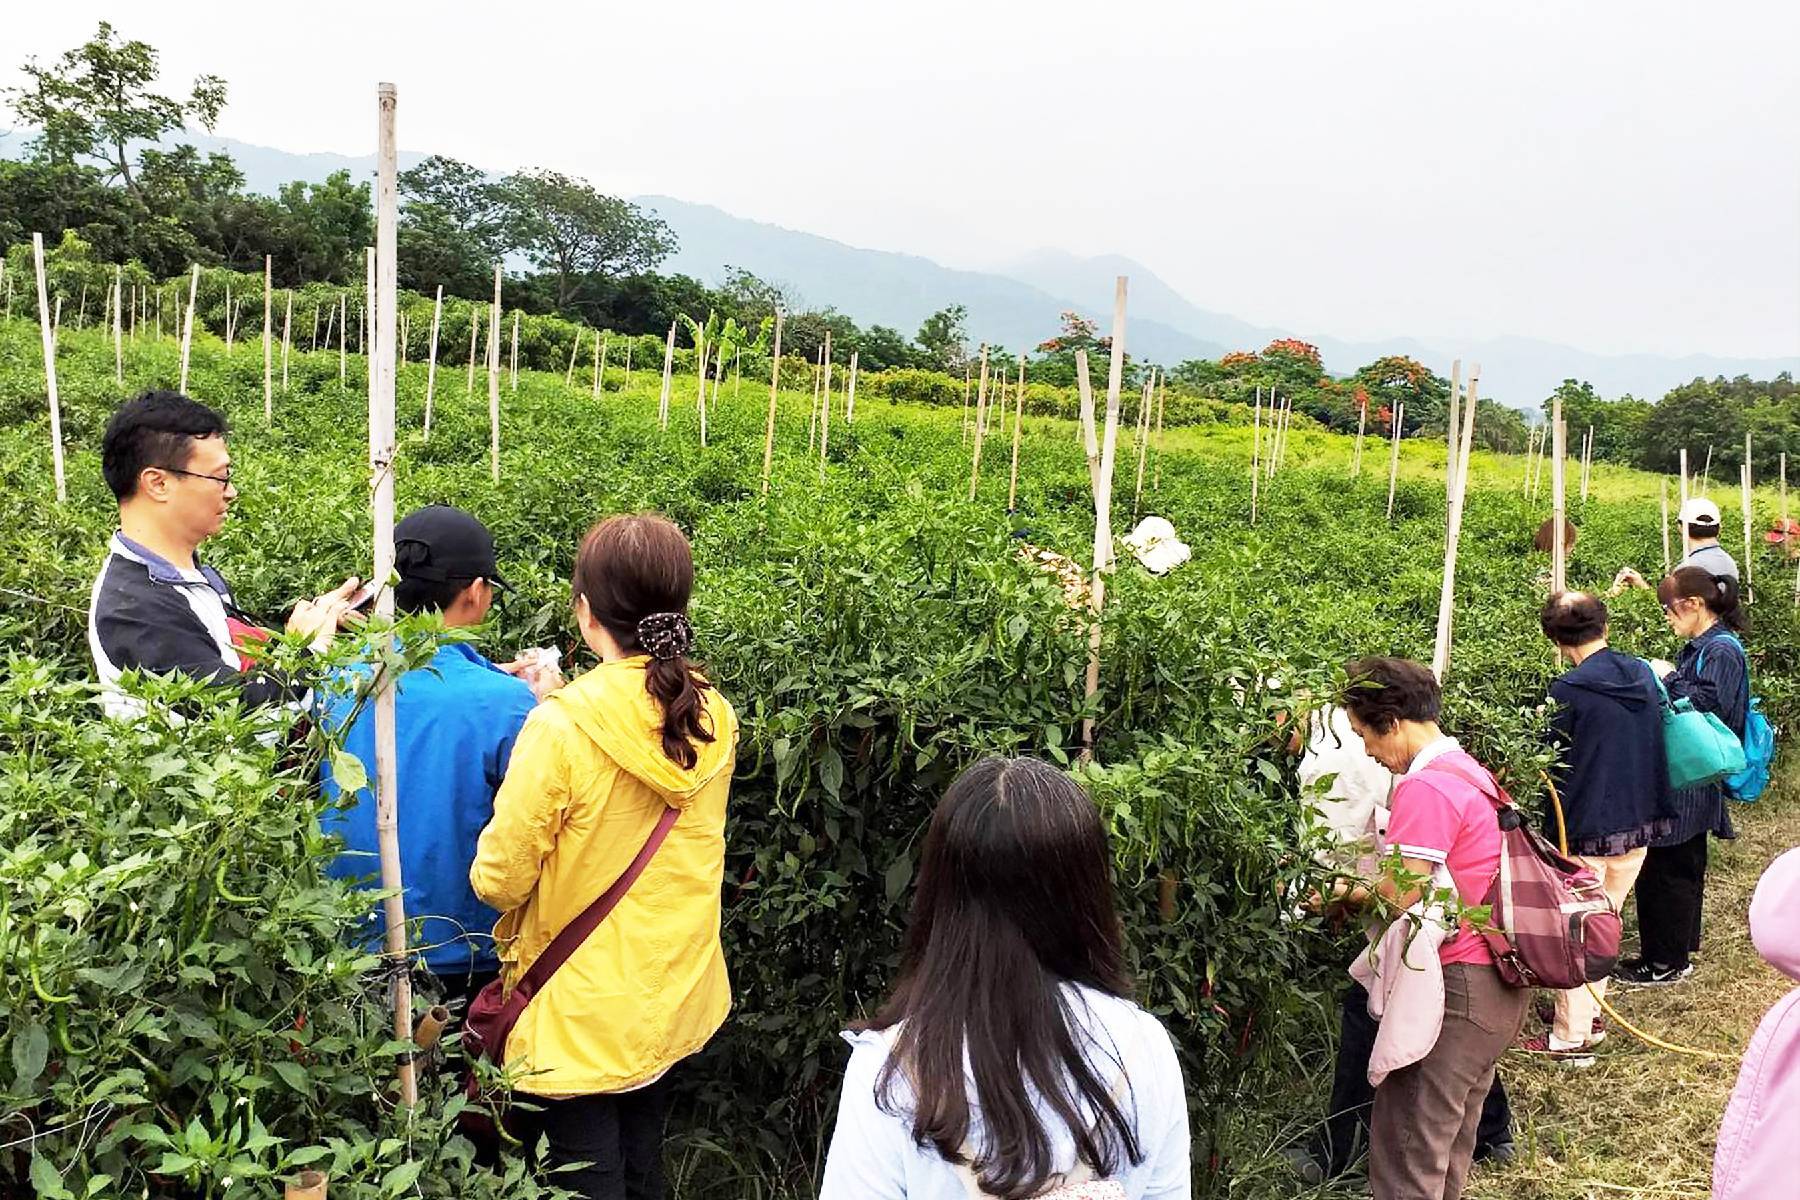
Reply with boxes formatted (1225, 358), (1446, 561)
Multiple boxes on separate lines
(6, 2), (1798, 358)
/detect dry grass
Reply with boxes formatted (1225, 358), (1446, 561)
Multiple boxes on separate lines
(1461, 773), (1799, 1200)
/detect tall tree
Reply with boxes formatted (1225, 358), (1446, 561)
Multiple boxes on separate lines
(915, 303), (970, 373)
(499, 170), (676, 309)
(5, 21), (225, 202)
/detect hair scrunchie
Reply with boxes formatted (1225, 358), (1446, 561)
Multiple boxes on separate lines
(636, 611), (694, 661)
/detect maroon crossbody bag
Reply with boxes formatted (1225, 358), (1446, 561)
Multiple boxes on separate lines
(459, 805), (681, 1145)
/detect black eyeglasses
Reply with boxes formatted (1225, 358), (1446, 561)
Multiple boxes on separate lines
(164, 467), (233, 489)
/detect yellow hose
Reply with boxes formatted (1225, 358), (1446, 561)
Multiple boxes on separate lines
(1539, 772), (1728, 1061)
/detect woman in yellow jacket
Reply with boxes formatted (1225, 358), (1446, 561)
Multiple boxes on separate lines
(471, 513), (738, 1200)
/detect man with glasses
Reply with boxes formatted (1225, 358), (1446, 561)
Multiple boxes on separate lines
(89, 389), (358, 716)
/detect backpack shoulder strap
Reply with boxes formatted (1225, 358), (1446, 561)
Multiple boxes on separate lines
(1417, 753), (1513, 811)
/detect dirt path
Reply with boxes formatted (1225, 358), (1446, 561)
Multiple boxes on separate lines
(1466, 771), (1800, 1200)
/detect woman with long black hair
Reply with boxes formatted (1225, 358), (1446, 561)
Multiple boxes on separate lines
(1616, 565), (1749, 986)
(819, 756), (1190, 1199)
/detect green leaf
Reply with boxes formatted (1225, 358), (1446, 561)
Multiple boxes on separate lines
(883, 853), (911, 903)
(152, 1152), (199, 1174)
(329, 745), (369, 796)
(30, 1154), (70, 1199)
(284, 1146), (332, 1167)
(382, 1159), (423, 1195)
(818, 744), (844, 799)
(12, 1020), (48, 1088)
(270, 1060), (311, 1095)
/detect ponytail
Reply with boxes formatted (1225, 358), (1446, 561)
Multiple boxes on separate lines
(573, 514), (718, 767)
(1659, 565), (1751, 635)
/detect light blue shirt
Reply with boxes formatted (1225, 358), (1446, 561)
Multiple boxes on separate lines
(819, 985), (1191, 1199)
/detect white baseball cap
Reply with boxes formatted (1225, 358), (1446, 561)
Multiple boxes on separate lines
(1679, 497), (1722, 529)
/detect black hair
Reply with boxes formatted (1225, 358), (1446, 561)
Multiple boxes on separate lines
(1658, 566), (1749, 635)
(393, 540), (478, 615)
(101, 390), (228, 500)
(1541, 591), (1608, 647)
(1687, 521), (1722, 540)
(860, 757), (1140, 1199)
(1339, 657), (1442, 735)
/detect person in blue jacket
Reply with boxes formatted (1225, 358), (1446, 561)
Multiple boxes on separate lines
(1616, 566), (1749, 987)
(320, 506), (559, 1005)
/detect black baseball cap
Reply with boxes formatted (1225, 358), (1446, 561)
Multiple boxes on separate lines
(393, 506), (510, 591)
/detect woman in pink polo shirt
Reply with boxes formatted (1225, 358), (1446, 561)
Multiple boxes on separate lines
(1340, 657), (1528, 1200)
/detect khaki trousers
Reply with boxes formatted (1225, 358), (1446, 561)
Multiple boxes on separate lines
(1371, 962), (1528, 1200)
(1552, 846), (1647, 1045)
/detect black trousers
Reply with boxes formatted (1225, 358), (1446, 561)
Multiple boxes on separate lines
(1637, 832), (1709, 968)
(511, 1073), (676, 1200)
(1313, 979), (1511, 1176)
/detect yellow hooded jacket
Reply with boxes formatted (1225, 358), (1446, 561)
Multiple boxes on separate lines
(470, 655), (738, 1096)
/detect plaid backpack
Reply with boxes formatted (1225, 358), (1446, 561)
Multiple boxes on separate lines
(1422, 756), (1622, 990)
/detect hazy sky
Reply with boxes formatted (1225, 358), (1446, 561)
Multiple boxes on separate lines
(7, 2), (1798, 358)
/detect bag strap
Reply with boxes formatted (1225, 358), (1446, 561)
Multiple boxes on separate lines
(512, 804), (681, 998)
(1417, 753), (1513, 813)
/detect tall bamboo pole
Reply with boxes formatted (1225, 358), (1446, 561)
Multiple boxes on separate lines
(961, 363), (972, 442)
(566, 328), (581, 388)
(594, 333), (606, 397)
(1444, 360), (1462, 499)
(339, 294), (349, 389)
(657, 321), (676, 428)
(817, 334), (832, 478)
(1551, 401), (1568, 593)
(423, 287), (442, 438)
(1743, 432), (1754, 595)
(1386, 404), (1405, 520)
(32, 234), (66, 503)
(761, 311), (784, 494)
(224, 281), (233, 354)
(1351, 398), (1367, 478)
(364, 248), (375, 393)
(310, 302), (320, 351)
(465, 303), (479, 395)
(1007, 354), (1028, 511)
(487, 268), (502, 480)
(1432, 367), (1480, 679)
(1781, 451), (1789, 529)
(1080, 277), (1128, 761)
(179, 264), (199, 395)
(696, 333), (710, 448)
(968, 346), (991, 500)
(371, 81), (416, 1108)
(1151, 372), (1167, 492)
(846, 351), (859, 423)
(1076, 350), (1102, 525)
(1250, 387), (1262, 525)
(511, 313), (521, 392)
(263, 256), (274, 421)
(624, 337), (633, 386)
(112, 270), (123, 386)
(1701, 444), (1713, 496)
(1131, 371), (1154, 520)
(281, 290), (293, 393)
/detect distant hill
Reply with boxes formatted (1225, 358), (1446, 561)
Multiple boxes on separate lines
(8, 131), (1795, 408)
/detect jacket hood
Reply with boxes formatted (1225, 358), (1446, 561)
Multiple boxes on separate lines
(545, 656), (737, 806)
(1751, 847), (1800, 981)
(1559, 648), (1655, 710)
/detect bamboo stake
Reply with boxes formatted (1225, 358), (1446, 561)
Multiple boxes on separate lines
(511, 313), (521, 392)
(281, 290), (293, 393)
(76, 282), (87, 330)
(112, 269), (123, 386)
(761, 311), (784, 495)
(311, 302), (320, 351)
(1352, 398), (1367, 479)
(321, 302), (334, 358)
(624, 337), (633, 386)
(399, 311), (408, 369)
(968, 346), (991, 500)
(696, 333), (710, 448)
(1743, 432), (1754, 595)
(1007, 354), (1028, 511)
(488, 267), (502, 481)
(1660, 478), (1672, 576)
(465, 303), (479, 396)
(818, 334), (832, 479)
(1782, 451), (1789, 528)
(566, 328), (581, 388)
(1131, 371), (1153, 520)
(31, 234), (66, 503)
(657, 321), (676, 428)
(1700, 444), (1713, 496)
(1152, 372), (1167, 492)
(263, 256), (274, 422)
(734, 344), (743, 400)
(594, 333), (606, 397)
(422, 288), (442, 438)
(1386, 403), (1404, 520)
(371, 81), (416, 1109)
(1551, 402), (1568, 593)
(52, 297), (61, 337)
(339, 294), (348, 389)
(1445, 360), (1462, 499)
(1679, 448), (1690, 513)
(1432, 366), (1480, 679)
(1080, 277), (1128, 762)
(1076, 349), (1102, 522)
(807, 349), (821, 453)
(1250, 387), (1262, 525)
(961, 363), (972, 442)
(711, 342), (725, 410)
(846, 351), (859, 423)
(179, 264), (199, 395)
(224, 281), (233, 354)
(1264, 388), (1278, 481)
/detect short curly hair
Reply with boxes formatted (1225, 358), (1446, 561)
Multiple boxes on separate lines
(1340, 657), (1441, 735)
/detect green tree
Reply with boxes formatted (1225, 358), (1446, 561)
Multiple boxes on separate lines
(499, 169), (676, 310)
(1352, 355), (1450, 435)
(5, 21), (225, 202)
(857, 324), (918, 372)
(273, 171), (371, 285)
(915, 303), (970, 373)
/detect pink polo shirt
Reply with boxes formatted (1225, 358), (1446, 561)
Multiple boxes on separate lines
(1385, 740), (1502, 967)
